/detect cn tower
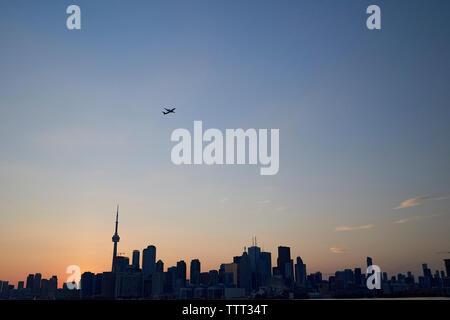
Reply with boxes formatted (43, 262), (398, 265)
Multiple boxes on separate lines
(111, 205), (120, 271)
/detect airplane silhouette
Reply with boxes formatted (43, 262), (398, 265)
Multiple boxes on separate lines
(162, 107), (176, 115)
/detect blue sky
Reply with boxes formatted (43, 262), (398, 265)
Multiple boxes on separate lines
(1, 0), (450, 283)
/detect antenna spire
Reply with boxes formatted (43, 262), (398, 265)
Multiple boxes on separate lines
(115, 204), (119, 234)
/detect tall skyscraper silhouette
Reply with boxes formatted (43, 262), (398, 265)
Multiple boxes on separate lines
(277, 246), (291, 279)
(156, 259), (164, 273)
(239, 251), (252, 293)
(142, 245), (156, 279)
(26, 274), (34, 290)
(422, 263), (431, 277)
(190, 259), (201, 286)
(111, 205), (120, 272)
(445, 259), (450, 278)
(247, 238), (272, 289)
(166, 266), (177, 294)
(176, 260), (187, 291)
(132, 250), (140, 270)
(32, 273), (41, 297)
(248, 243), (261, 273)
(259, 251), (272, 286)
(295, 256), (306, 287)
(367, 257), (373, 267)
(81, 272), (95, 299)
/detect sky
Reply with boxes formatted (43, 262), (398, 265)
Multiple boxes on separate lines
(0, 0), (450, 287)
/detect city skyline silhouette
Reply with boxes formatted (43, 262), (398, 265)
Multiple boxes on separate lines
(1, 0), (450, 299)
(1, 209), (449, 299)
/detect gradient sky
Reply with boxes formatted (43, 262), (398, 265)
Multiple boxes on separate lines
(1, 0), (450, 287)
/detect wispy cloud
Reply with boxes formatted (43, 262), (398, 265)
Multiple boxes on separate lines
(275, 206), (288, 212)
(393, 214), (439, 224)
(258, 200), (271, 205)
(394, 194), (449, 209)
(219, 197), (229, 203)
(393, 216), (424, 224)
(330, 247), (345, 254)
(335, 224), (374, 232)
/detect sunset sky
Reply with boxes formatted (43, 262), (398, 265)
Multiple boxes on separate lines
(1, 0), (450, 287)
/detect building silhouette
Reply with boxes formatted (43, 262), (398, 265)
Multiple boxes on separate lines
(80, 272), (95, 299)
(132, 250), (140, 270)
(239, 250), (252, 294)
(367, 257), (373, 267)
(142, 245), (156, 280)
(156, 259), (164, 273)
(445, 259), (450, 278)
(295, 256), (307, 287)
(190, 259), (201, 286)
(176, 260), (187, 294)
